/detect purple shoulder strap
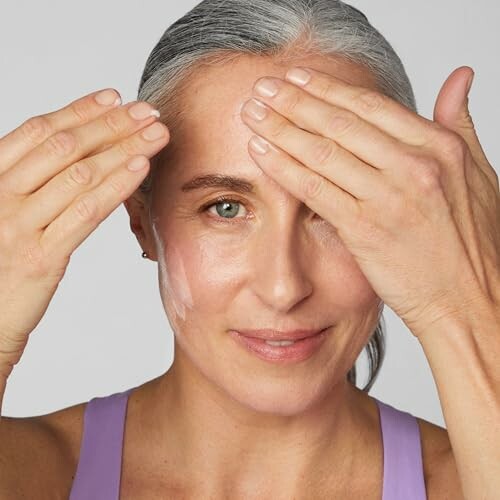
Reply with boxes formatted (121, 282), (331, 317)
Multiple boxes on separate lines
(69, 390), (425, 499)
(69, 388), (133, 500)
(375, 398), (427, 500)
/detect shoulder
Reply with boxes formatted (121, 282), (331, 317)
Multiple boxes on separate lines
(0, 401), (87, 499)
(416, 417), (465, 500)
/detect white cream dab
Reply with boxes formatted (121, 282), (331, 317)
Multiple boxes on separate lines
(152, 219), (194, 323)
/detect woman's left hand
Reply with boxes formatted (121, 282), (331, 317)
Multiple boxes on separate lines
(240, 66), (500, 337)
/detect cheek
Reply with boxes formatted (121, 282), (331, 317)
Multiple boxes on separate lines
(164, 243), (195, 321)
(159, 233), (246, 324)
(151, 219), (194, 325)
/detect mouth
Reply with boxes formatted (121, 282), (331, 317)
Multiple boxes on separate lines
(229, 326), (331, 364)
(233, 327), (329, 342)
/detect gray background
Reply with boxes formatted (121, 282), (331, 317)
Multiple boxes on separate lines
(1, 1), (498, 427)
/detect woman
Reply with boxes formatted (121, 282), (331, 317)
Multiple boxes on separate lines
(0, 0), (498, 498)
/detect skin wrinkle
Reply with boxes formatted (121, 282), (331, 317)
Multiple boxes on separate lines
(124, 54), (386, 498)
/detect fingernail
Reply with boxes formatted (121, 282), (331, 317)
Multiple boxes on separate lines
(249, 135), (270, 154)
(95, 89), (122, 106)
(127, 156), (148, 172)
(244, 99), (268, 120)
(129, 102), (160, 120)
(286, 68), (311, 86)
(142, 122), (167, 141)
(254, 78), (280, 98)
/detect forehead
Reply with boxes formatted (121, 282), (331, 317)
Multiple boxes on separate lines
(180, 53), (377, 118)
(161, 54), (377, 195)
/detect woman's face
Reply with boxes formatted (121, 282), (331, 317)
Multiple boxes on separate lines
(134, 54), (384, 415)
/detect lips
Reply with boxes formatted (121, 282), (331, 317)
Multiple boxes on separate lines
(230, 328), (330, 364)
(234, 327), (328, 341)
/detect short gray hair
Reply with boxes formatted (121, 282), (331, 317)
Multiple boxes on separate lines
(136, 0), (417, 392)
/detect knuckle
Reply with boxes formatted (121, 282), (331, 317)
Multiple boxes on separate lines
(68, 161), (92, 186)
(75, 193), (100, 222)
(412, 156), (443, 192)
(354, 89), (385, 114)
(20, 115), (52, 144)
(326, 111), (355, 137)
(70, 100), (92, 123)
(268, 118), (289, 140)
(117, 139), (137, 158)
(402, 148), (426, 167)
(318, 82), (335, 102)
(45, 131), (76, 157)
(302, 173), (326, 201)
(107, 176), (127, 197)
(312, 138), (338, 167)
(282, 90), (303, 115)
(103, 111), (123, 135)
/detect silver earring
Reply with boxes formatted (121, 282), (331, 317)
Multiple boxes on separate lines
(142, 251), (148, 259)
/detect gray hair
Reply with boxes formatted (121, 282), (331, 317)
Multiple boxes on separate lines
(136, 0), (417, 393)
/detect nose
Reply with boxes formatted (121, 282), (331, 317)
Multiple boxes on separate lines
(251, 224), (314, 312)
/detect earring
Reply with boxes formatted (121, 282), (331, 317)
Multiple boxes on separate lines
(142, 251), (148, 259)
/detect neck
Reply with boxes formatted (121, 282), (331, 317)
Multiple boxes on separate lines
(130, 351), (380, 497)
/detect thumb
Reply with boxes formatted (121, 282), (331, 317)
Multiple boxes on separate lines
(433, 66), (489, 166)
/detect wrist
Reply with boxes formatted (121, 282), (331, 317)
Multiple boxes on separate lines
(412, 299), (500, 345)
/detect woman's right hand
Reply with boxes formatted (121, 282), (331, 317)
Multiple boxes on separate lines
(0, 89), (169, 379)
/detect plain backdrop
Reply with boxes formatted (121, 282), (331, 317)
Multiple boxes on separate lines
(1, 1), (498, 427)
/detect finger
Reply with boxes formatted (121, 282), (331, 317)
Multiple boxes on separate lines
(248, 79), (415, 177)
(18, 120), (169, 231)
(283, 66), (441, 147)
(433, 69), (499, 189)
(40, 155), (152, 262)
(247, 133), (361, 230)
(241, 98), (385, 202)
(3, 101), (161, 196)
(0, 88), (122, 174)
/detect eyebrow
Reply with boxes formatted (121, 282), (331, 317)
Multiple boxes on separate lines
(181, 174), (256, 194)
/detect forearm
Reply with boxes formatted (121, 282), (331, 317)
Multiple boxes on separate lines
(416, 307), (500, 500)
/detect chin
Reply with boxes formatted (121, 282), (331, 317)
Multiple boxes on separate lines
(222, 375), (331, 417)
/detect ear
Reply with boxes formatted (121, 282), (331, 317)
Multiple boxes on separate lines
(123, 190), (158, 261)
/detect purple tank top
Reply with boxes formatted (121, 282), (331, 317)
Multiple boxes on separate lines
(69, 390), (427, 499)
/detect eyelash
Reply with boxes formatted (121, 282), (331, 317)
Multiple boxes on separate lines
(200, 195), (249, 224)
(200, 195), (326, 225)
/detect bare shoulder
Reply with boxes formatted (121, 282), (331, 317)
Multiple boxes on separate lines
(0, 401), (87, 500)
(416, 417), (465, 500)
(37, 399), (89, 464)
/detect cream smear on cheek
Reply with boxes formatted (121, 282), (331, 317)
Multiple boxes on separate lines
(152, 219), (195, 323)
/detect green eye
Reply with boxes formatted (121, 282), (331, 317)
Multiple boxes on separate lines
(203, 197), (247, 222)
(213, 200), (240, 218)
